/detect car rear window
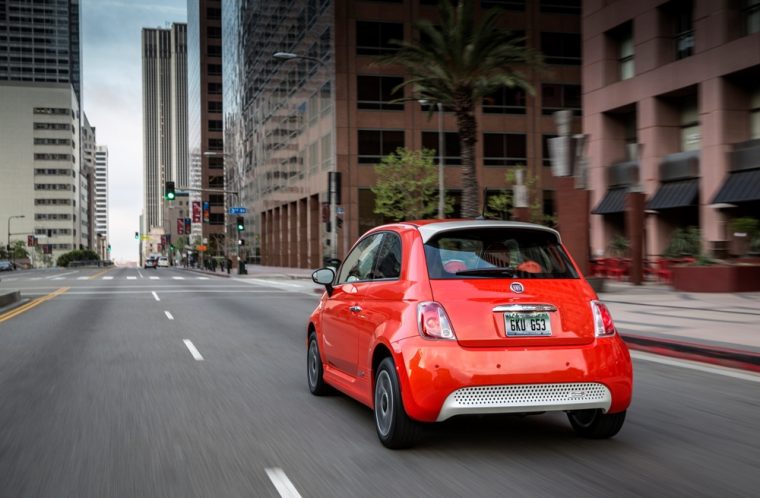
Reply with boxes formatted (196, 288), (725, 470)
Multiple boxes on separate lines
(424, 227), (579, 279)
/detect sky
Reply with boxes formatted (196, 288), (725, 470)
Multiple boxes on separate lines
(82, 0), (187, 262)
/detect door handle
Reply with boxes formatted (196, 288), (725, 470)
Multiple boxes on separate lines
(349, 305), (362, 313)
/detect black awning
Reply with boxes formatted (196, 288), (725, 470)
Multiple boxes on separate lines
(711, 168), (760, 204)
(647, 178), (699, 210)
(591, 187), (626, 215)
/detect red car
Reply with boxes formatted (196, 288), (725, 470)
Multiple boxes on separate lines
(308, 220), (632, 448)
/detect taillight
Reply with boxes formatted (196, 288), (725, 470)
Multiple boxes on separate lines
(591, 300), (617, 337)
(417, 302), (457, 340)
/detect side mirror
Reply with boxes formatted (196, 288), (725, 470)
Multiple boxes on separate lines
(312, 267), (336, 296)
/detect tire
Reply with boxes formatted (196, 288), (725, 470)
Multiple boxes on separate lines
(567, 409), (626, 439)
(307, 332), (330, 396)
(374, 357), (419, 449)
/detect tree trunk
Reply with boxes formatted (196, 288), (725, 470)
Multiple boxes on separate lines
(455, 92), (479, 218)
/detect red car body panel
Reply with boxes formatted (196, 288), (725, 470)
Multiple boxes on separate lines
(308, 221), (633, 423)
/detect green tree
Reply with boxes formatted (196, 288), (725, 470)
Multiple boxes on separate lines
(378, 0), (542, 218)
(372, 147), (451, 221)
(485, 168), (556, 227)
(10, 240), (29, 260)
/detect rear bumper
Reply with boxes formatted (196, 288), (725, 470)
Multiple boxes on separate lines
(392, 335), (632, 423)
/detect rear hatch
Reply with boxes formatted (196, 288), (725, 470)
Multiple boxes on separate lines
(423, 224), (596, 348)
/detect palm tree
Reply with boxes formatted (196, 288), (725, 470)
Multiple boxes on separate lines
(378, 0), (542, 218)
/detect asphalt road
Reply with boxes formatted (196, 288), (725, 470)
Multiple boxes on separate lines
(0, 267), (758, 497)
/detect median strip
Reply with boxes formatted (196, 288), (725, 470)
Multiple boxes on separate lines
(0, 287), (69, 324)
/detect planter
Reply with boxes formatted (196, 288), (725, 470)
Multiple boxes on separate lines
(671, 264), (760, 292)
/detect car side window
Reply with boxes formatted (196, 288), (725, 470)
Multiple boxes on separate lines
(372, 232), (402, 280)
(337, 233), (385, 284)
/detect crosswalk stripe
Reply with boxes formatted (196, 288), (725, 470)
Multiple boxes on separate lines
(172, 276), (185, 280)
(149, 276), (160, 280)
(127, 276), (137, 280)
(52, 277), (65, 280)
(77, 276), (89, 280)
(102, 276), (114, 280)
(197, 277), (209, 280)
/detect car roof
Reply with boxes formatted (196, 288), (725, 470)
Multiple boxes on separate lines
(395, 219), (561, 244)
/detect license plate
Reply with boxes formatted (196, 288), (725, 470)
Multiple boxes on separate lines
(505, 312), (552, 337)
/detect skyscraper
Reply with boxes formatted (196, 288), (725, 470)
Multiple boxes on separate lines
(188, 0), (224, 255)
(141, 23), (188, 236)
(0, 0), (86, 263)
(95, 145), (109, 258)
(0, 0), (82, 106)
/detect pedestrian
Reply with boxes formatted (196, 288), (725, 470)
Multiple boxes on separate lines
(226, 258), (232, 275)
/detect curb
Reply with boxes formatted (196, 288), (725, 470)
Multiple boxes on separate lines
(621, 334), (760, 373)
(0, 290), (21, 308)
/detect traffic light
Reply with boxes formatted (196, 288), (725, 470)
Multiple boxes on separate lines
(170, 243), (175, 251)
(238, 239), (245, 246)
(236, 216), (244, 232)
(134, 231), (139, 240)
(165, 181), (176, 200)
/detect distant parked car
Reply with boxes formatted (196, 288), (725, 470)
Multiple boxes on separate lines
(144, 257), (158, 269)
(158, 256), (169, 268)
(0, 260), (14, 271)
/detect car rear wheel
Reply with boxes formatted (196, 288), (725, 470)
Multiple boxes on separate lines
(374, 358), (419, 449)
(307, 332), (330, 396)
(567, 409), (626, 439)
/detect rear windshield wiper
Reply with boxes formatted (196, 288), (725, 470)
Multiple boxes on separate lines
(455, 267), (520, 277)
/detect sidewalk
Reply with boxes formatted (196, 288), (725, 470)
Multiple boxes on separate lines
(182, 264), (760, 371)
(599, 280), (760, 372)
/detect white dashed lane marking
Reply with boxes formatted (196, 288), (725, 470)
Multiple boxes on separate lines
(183, 340), (204, 361)
(265, 468), (303, 498)
(164, 310), (174, 320)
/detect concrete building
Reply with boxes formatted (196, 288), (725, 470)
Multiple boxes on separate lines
(95, 145), (109, 260)
(0, 0), (83, 106)
(0, 82), (82, 262)
(81, 113), (96, 250)
(222, 0), (581, 267)
(584, 0), (760, 259)
(141, 23), (188, 252)
(188, 0), (225, 256)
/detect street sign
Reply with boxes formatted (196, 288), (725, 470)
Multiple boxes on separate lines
(228, 207), (247, 214)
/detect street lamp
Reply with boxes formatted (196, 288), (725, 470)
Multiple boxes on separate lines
(419, 99), (445, 219)
(6, 214), (25, 267)
(273, 51), (338, 262)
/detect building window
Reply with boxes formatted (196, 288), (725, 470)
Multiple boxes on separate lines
(661, 0), (694, 60)
(209, 194), (224, 206)
(358, 130), (405, 163)
(309, 141), (319, 175)
(208, 45), (222, 57)
(680, 100), (700, 151)
(539, 0), (580, 13)
(745, 0), (760, 35)
(34, 153), (73, 161)
(208, 157), (224, 169)
(207, 26), (221, 39)
(208, 176), (224, 188)
(208, 101), (223, 113)
(482, 133), (527, 166)
(357, 75), (404, 110)
(320, 27), (331, 61)
(209, 213), (225, 225)
(421, 131), (462, 165)
(540, 32), (581, 65)
(356, 21), (403, 55)
(610, 22), (634, 80)
(482, 86), (526, 114)
(542, 134), (557, 166)
(207, 7), (221, 20)
(207, 63), (222, 75)
(321, 132), (332, 170)
(33, 107), (69, 115)
(208, 120), (223, 132)
(481, 1), (525, 10)
(541, 84), (581, 115)
(208, 82), (222, 94)
(751, 89), (760, 139)
(208, 138), (223, 151)
(320, 81), (332, 116)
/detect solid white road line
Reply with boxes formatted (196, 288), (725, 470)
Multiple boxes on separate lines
(246, 278), (302, 288)
(152, 291), (160, 302)
(127, 276), (137, 280)
(164, 310), (174, 320)
(183, 339), (204, 361)
(630, 350), (760, 383)
(102, 276), (114, 280)
(172, 276), (185, 280)
(265, 468), (303, 498)
(45, 271), (77, 279)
